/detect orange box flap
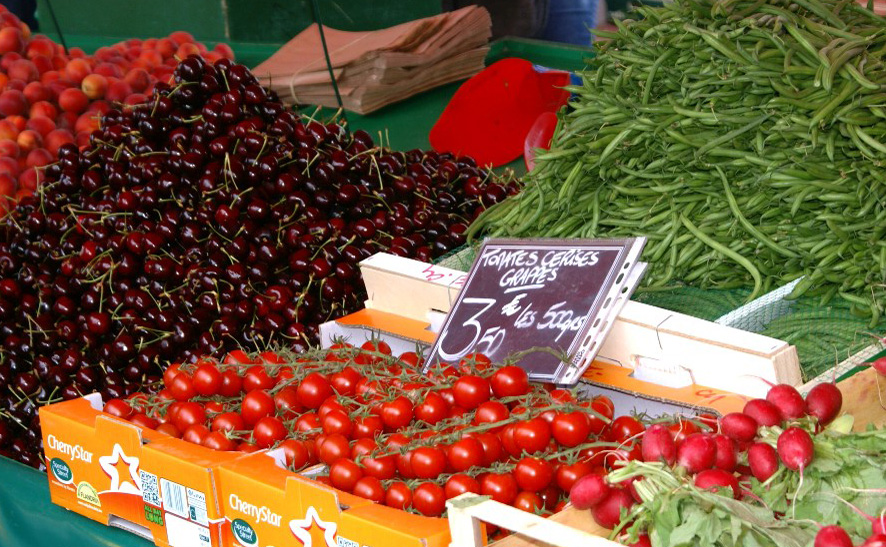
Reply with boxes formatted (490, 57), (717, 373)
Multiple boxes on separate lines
(582, 360), (748, 415)
(336, 307), (437, 344)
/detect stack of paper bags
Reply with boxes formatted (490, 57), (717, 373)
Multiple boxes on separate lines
(251, 6), (492, 115)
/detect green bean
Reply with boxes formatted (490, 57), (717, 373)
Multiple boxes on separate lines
(810, 79), (859, 127)
(717, 168), (799, 258)
(696, 114), (771, 156)
(681, 214), (764, 299)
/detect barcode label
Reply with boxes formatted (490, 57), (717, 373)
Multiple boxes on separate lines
(160, 478), (189, 519)
(140, 470), (161, 507)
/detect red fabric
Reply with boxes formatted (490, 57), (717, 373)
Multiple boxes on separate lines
(430, 58), (570, 167)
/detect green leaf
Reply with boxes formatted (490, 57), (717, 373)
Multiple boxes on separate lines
(826, 414), (854, 434)
(730, 515), (742, 545)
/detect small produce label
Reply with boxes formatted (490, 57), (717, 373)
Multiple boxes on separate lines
(76, 482), (100, 507)
(144, 505), (164, 526)
(49, 457), (73, 484)
(426, 238), (646, 382)
(186, 487), (209, 526)
(231, 518), (258, 546)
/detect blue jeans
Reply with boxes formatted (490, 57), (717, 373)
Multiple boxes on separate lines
(540, 0), (599, 46)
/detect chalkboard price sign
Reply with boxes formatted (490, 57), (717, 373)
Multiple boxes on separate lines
(424, 238), (647, 384)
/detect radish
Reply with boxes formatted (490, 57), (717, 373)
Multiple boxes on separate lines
(641, 424), (676, 465)
(623, 475), (644, 503)
(814, 525), (853, 547)
(748, 442), (779, 482)
(766, 384), (806, 421)
(694, 468), (740, 499)
(712, 434), (738, 471)
(591, 488), (635, 529)
(805, 383), (843, 426)
(721, 412), (759, 442)
(862, 534), (886, 547)
(776, 427), (815, 471)
(743, 399), (782, 427)
(676, 433), (717, 474)
(569, 473), (610, 509)
(840, 499), (886, 537)
(627, 534), (652, 547)
(872, 357), (886, 376)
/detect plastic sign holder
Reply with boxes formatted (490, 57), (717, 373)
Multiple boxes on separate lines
(424, 238), (648, 384)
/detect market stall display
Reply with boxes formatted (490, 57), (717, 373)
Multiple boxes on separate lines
(0, 0), (885, 546)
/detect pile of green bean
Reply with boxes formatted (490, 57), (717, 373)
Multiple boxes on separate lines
(469, 0), (886, 325)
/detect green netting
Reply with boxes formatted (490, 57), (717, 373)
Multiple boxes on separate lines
(633, 287), (750, 322)
(434, 243), (480, 272)
(435, 244), (884, 382)
(738, 296), (882, 382)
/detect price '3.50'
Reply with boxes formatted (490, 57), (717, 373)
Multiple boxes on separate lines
(436, 297), (506, 362)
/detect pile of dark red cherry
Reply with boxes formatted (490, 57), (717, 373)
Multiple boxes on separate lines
(0, 55), (516, 468)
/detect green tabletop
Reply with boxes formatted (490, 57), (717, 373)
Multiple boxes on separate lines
(0, 456), (147, 547)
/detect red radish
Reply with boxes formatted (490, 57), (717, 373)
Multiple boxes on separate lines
(676, 433), (717, 474)
(863, 534), (886, 547)
(814, 525), (853, 547)
(712, 434), (738, 472)
(591, 488), (635, 529)
(641, 424), (676, 465)
(620, 475), (644, 503)
(694, 469), (740, 499)
(569, 473), (610, 509)
(805, 383), (843, 426)
(743, 399), (782, 427)
(748, 442), (779, 482)
(720, 412), (759, 442)
(776, 427), (815, 471)
(872, 357), (886, 376)
(766, 384), (806, 421)
(627, 534), (652, 547)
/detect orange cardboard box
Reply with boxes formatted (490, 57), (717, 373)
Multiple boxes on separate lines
(216, 449), (453, 547)
(323, 306), (751, 417)
(39, 393), (245, 547)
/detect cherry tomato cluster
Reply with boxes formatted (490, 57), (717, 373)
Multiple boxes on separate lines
(102, 342), (660, 520)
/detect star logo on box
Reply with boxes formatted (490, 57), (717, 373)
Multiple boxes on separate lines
(98, 444), (142, 495)
(289, 506), (337, 547)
